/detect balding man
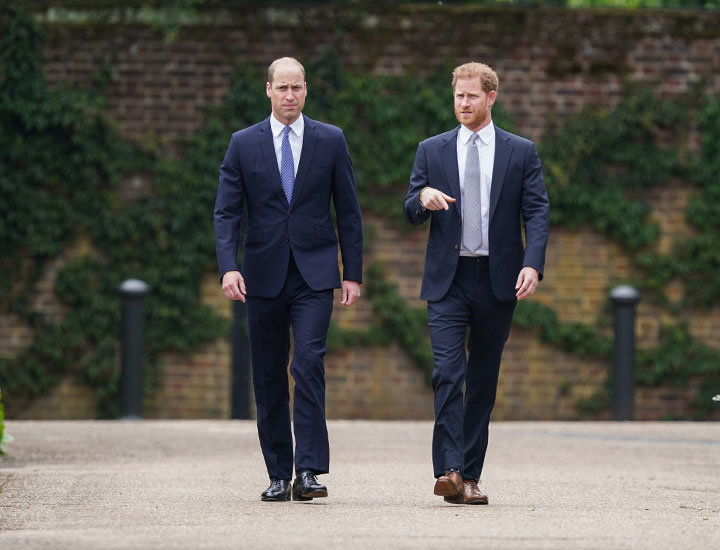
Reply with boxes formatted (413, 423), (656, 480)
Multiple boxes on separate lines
(214, 57), (363, 502)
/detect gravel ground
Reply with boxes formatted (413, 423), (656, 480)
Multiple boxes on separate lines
(1, 420), (719, 549)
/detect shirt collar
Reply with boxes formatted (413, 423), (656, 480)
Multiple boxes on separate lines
(270, 113), (305, 138)
(459, 121), (494, 145)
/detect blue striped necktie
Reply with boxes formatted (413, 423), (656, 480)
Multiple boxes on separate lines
(281, 125), (294, 203)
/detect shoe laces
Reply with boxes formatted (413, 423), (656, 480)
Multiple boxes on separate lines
(301, 471), (317, 483)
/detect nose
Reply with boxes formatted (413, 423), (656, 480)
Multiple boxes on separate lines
(460, 95), (470, 107)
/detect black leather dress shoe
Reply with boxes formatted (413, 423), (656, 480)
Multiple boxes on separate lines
(261, 478), (291, 501)
(292, 470), (328, 501)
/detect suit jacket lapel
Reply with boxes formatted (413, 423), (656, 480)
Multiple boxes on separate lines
(289, 114), (317, 210)
(490, 128), (512, 222)
(439, 127), (461, 218)
(259, 118), (288, 205)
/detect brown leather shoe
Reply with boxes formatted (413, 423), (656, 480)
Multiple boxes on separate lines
(444, 479), (489, 505)
(434, 470), (463, 497)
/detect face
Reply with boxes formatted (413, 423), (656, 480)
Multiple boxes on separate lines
(266, 65), (307, 125)
(453, 77), (496, 132)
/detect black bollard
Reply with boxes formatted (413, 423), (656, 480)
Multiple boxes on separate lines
(609, 285), (640, 421)
(230, 299), (252, 419)
(118, 279), (149, 420)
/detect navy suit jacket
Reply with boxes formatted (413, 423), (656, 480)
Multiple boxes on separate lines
(214, 115), (363, 298)
(403, 125), (549, 302)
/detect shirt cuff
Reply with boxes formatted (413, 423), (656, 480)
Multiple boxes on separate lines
(418, 188), (427, 212)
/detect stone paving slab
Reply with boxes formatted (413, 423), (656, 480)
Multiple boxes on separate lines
(0, 420), (719, 549)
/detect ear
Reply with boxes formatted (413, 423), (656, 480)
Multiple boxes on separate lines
(266, 82), (272, 98)
(488, 90), (497, 107)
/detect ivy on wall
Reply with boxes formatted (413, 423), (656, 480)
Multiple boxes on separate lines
(0, 6), (227, 417)
(640, 96), (720, 308)
(543, 89), (720, 414)
(2, 5), (720, 419)
(540, 86), (685, 251)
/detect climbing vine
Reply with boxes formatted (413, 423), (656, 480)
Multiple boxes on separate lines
(0, 6), (227, 417)
(2, 5), (720, 419)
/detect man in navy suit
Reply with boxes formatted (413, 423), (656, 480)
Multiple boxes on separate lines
(404, 62), (549, 505)
(214, 57), (363, 502)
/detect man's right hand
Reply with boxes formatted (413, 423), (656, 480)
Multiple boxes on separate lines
(420, 187), (456, 211)
(221, 270), (247, 302)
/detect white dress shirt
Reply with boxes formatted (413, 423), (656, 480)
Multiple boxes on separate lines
(270, 113), (304, 177)
(457, 121), (494, 257)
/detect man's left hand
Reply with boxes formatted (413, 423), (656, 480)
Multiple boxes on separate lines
(340, 280), (361, 306)
(515, 267), (539, 300)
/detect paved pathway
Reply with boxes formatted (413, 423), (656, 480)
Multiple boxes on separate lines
(1, 420), (719, 549)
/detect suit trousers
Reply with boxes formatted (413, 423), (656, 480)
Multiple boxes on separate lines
(246, 253), (334, 481)
(427, 256), (516, 481)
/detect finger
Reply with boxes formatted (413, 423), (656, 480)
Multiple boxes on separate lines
(222, 284), (236, 300)
(517, 279), (537, 300)
(517, 286), (534, 300)
(440, 198), (449, 210)
(442, 193), (456, 202)
(517, 279), (530, 295)
(515, 273), (524, 290)
(224, 281), (245, 302)
(516, 283), (530, 299)
(340, 287), (349, 305)
(238, 277), (246, 295)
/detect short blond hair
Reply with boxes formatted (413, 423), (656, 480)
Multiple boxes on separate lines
(452, 62), (499, 94)
(267, 57), (305, 83)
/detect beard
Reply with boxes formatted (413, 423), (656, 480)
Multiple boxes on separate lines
(455, 99), (490, 130)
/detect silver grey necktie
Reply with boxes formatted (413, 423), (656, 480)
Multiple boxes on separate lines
(462, 133), (483, 252)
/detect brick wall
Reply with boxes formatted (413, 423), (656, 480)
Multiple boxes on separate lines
(6, 3), (720, 420)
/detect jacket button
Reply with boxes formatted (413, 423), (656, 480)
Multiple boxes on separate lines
(285, 238), (289, 243)
(454, 244), (459, 250)
(288, 213), (292, 218)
